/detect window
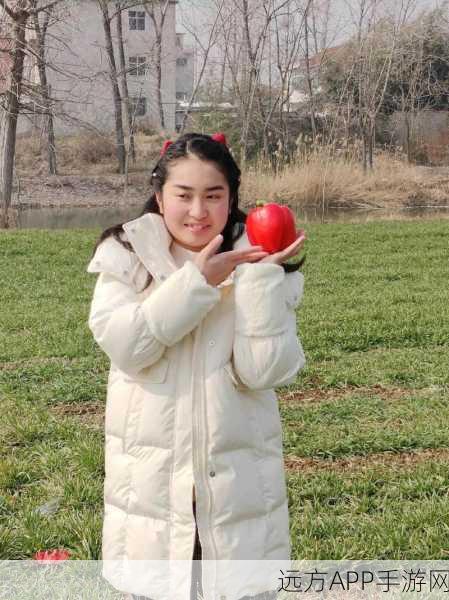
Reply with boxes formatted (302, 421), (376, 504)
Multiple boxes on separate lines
(176, 57), (188, 67)
(129, 56), (147, 76)
(129, 10), (145, 31)
(130, 96), (147, 117)
(176, 92), (187, 100)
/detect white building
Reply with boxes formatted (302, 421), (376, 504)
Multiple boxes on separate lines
(15, 0), (178, 135)
(175, 32), (194, 102)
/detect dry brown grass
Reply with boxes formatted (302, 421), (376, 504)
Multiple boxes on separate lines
(50, 401), (104, 430)
(278, 384), (412, 406)
(62, 133), (116, 165)
(240, 149), (447, 210)
(16, 131), (164, 176)
(14, 133), (449, 209)
(284, 447), (449, 473)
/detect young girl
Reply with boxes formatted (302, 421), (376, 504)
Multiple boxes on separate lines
(86, 132), (306, 600)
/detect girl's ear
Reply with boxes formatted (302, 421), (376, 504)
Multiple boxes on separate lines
(155, 191), (163, 214)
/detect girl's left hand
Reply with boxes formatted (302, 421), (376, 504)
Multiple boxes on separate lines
(257, 229), (307, 265)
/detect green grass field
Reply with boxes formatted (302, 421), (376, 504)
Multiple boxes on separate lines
(1, 220), (449, 560)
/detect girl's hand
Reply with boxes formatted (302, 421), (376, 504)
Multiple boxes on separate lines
(194, 234), (269, 286)
(257, 229), (307, 265)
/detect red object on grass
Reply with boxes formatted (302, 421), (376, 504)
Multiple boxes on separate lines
(34, 549), (70, 562)
(246, 202), (297, 254)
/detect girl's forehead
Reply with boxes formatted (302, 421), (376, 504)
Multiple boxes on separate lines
(165, 157), (228, 187)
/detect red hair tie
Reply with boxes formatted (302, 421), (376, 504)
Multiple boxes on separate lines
(161, 134), (226, 157)
(160, 139), (173, 156)
(211, 132), (227, 146)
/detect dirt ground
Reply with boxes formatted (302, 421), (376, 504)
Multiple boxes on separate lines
(11, 173), (148, 209)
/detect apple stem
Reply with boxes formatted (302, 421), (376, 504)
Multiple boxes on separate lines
(256, 200), (265, 207)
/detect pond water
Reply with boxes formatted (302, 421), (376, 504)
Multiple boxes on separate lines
(11, 204), (449, 230)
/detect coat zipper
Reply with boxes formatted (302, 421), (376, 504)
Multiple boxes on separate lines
(192, 321), (218, 564)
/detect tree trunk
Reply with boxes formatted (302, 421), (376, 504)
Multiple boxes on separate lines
(405, 112), (411, 163)
(304, 6), (317, 142)
(239, 0), (257, 170)
(0, 11), (27, 229)
(99, 0), (126, 174)
(116, 0), (135, 162)
(33, 12), (57, 175)
(155, 33), (165, 129)
(179, 50), (207, 134)
(361, 129), (368, 173)
(345, 97), (352, 160)
(218, 50), (226, 103)
(145, 1), (169, 131)
(45, 87), (57, 175)
(262, 96), (280, 164)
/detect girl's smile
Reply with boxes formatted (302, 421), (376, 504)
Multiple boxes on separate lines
(185, 223), (211, 234)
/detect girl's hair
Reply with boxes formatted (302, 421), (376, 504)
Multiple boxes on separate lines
(90, 132), (304, 291)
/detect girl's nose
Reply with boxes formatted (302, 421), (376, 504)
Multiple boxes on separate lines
(189, 200), (208, 219)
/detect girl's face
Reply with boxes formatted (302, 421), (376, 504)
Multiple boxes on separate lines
(155, 155), (231, 252)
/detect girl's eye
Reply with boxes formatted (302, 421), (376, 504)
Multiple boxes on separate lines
(176, 193), (222, 200)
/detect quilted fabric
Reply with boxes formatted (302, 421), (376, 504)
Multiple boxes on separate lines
(86, 213), (306, 600)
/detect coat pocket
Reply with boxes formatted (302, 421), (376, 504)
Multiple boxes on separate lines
(223, 360), (248, 391)
(123, 357), (170, 385)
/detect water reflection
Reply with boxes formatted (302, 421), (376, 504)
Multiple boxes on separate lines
(300, 206), (449, 224)
(13, 204), (449, 229)
(16, 205), (144, 230)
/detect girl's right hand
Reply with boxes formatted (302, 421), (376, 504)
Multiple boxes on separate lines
(193, 234), (269, 287)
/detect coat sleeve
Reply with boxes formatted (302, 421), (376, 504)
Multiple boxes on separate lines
(230, 262), (306, 391)
(87, 239), (221, 377)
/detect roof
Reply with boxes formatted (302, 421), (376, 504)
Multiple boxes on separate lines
(294, 45), (344, 71)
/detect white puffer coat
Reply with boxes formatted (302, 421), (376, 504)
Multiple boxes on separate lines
(86, 212), (306, 600)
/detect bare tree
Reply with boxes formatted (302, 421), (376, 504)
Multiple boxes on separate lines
(97, 0), (126, 174)
(394, 24), (424, 162)
(143, 0), (170, 130)
(31, 1), (57, 174)
(303, 0), (317, 140)
(271, 0), (310, 161)
(0, 0), (61, 228)
(184, 0), (311, 164)
(349, 0), (416, 170)
(214, 0), (303, 166)
(115, 0), (135, 163)
(178, 0), (225, 134)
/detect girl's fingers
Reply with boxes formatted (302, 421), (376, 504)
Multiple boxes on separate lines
(241, 254), (268, 263)
(201, 234), (223, 260)
(260, 234), (306, 264)
(226, 253), (269, 265)
(225, 247), (267, 260)
(286, 230), (306, 250)
(285, 233), (306, 255)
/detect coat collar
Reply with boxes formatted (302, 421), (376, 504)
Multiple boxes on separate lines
(122, 212), (249, 288)
(122, 213), (178, 282)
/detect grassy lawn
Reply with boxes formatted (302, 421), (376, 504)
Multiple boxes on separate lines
(1, 219), (448, 560)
